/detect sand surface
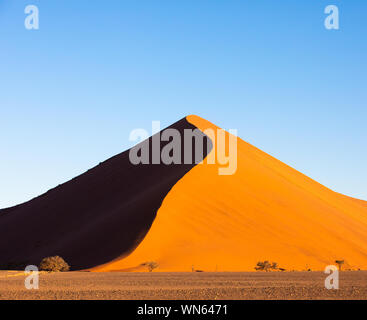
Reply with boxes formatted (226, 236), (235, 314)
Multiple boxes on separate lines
(1, 271), (366, 300)
(96, 115), (367, 272)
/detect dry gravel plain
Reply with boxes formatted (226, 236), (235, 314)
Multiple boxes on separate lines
(0, 271), (366, 300)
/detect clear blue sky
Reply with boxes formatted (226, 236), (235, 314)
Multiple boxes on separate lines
(1, 0), (366, 208)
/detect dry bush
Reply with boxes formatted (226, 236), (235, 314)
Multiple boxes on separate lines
(255, 261), (278, 272)
(141, 261), (159, 272)
(39, 256), (70, 272)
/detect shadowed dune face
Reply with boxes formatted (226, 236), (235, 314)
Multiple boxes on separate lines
(93, 115), (367, 272)
(0, 118), (212, 270)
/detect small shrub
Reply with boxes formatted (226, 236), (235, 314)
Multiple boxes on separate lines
(191, 265), (205, 272)
(39, 256), (70, 272)
(141, 261), (159, 272)
(255, 260), (279, 272)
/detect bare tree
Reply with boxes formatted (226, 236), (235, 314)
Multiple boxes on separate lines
(255, 261), (279, 272)
(141, 261), (159, 272)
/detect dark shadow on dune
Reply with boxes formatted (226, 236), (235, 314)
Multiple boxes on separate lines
(0, 118), (212, 270)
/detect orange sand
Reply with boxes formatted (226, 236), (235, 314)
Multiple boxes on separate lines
(92, 115), (367, 272)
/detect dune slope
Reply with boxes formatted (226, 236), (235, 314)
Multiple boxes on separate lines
(0, 118), (211, 270)
(93, 115), (367, 272)
(1, 115), (366, 272)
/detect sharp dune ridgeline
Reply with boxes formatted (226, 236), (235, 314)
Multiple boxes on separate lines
(0, 117), (211, 270)
(1, 115), (367, 272)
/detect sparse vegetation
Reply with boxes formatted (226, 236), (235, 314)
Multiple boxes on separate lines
(141, 261), (159, 272)
(335, 260), (345, 271)
(255, 261), (279, 272)
(39, 256), (70, 272)
(191, 265), (204, 272)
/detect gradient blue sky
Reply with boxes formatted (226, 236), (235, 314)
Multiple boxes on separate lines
(1, 0), (366, 208)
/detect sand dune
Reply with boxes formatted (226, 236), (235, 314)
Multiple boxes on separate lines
(0, 118), (210, 270)
(92, 115), (367, 272)
(1, 115), (366, 272)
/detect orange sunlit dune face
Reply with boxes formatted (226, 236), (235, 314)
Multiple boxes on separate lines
(91, 115), (367, 272)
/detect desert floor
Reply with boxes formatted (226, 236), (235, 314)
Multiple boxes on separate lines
(0, 271), (366, 300)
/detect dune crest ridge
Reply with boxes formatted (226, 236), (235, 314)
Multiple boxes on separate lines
(92, 115), (367, 272)
(0, 117), (211, 270)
